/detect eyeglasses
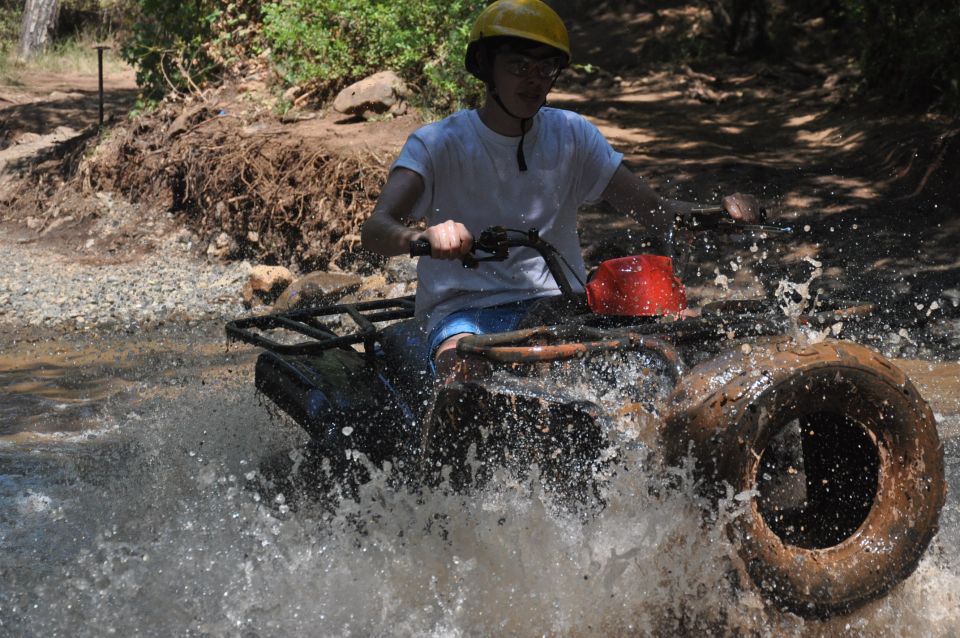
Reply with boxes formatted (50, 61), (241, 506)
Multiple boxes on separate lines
(500, 55), (564, 80)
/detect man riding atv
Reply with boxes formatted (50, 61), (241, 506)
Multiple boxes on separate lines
(360, 0), (762, 382)
(228, 3), (945, 613)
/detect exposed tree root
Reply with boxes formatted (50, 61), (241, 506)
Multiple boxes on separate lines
(71, 100), (390, 271)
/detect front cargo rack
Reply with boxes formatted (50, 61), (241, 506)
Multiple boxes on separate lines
(225, 296), (416, 357)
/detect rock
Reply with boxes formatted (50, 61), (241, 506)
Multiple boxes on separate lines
(385, 255), (418, 283)
(272, 271), (363, 312)
(173, 228), (198, 246)
(240, 122), (268, 137)
(383, 282), (411, 299)
(166, 103), (214, 140)
(49, 91), (84, 101)
(280, 110), (317, 124)
(15, 132), (41, 145)
(248, 265), (294, 292)
(338, 273), (411, 305)
(333, 71), (410, 118)
(359, 273), (388, 293)
(242, 265), (294, 308)
(206, 232), (237, 261)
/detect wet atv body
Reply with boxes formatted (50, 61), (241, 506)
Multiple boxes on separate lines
(226, 226), (945, 618)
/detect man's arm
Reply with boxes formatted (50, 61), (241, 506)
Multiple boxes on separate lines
(361, 168), (427, 257)
(362, 167), (474, 260)
(600, 163), (760, 250)
(600, 164), (679, 245)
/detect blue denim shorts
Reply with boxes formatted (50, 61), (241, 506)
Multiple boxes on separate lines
(380, 298), (541, 377)
(426, 298), (538, 356)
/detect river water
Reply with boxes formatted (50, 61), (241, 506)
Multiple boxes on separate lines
(1, 323), (958, 637)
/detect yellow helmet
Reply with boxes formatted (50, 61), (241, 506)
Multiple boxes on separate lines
(465, 0), (571, 80)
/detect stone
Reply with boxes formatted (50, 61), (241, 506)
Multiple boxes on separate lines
(385, 255), (418, 283)
(173, 228), (198, 248)
(333, 71), (410, 118)
(206, 232), (237, 261)
(49, 91), (84, 101)
(358, 273), (388, 293)
(241, 265), (294, 308)
(248, 265), (293, 292)
(272, 271), (363, 312)
(166, 103), (214, 140)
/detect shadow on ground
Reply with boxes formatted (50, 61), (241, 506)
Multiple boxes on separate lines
(549, 3), (960, 359)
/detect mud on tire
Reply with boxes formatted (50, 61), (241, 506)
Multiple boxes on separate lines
(662, 340), (946, 617)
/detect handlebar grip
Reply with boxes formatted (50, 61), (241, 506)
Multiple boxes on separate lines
(686, 205), (770, 227)
(409, 238), (431, 257)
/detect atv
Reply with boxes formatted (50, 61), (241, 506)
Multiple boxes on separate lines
(226, 212), (944, 618)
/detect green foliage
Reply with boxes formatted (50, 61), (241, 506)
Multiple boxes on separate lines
(842, 0), (960, 111)
(205, 1), (264, 68)
(119, 0), (221, 102)
(262, 0), (487, 114)
(0, 0), (21, 53)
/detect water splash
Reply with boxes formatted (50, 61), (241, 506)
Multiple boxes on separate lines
(2, 362), (957, 636)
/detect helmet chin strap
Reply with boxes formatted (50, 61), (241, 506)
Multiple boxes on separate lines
(491, 85), (553, 173)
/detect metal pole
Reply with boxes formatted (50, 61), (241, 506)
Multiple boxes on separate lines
(93, 44), (112, 129)
(97, 46), (105, 128)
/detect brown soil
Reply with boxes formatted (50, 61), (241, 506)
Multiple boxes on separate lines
(1, 6), (958, 357)
(0, 68), (138, 138)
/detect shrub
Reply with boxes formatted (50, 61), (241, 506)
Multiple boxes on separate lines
(119, 0), (221, 101)
(261, 0), (487, 114)
(0, 0), (22, 53)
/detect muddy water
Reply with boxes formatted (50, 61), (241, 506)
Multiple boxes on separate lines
(1, 326), (958, 636)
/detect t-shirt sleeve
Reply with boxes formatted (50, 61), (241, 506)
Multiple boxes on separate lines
(390, 132), (433, 221)
(573, 116), (624, 204)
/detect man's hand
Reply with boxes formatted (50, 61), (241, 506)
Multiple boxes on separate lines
(722, 192), (762, 223)
(422, 220), (474, 260)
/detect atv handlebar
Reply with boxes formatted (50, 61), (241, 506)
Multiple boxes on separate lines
(681, 205), (791, 235)
(409, 238), (432, 257)
(408, 209), (790, 304)
(409, 227), (545, 262)
(410, 228), (582, 302)
(408, 206), (788, 259)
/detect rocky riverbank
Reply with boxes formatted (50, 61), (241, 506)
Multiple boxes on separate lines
(0, 208), (418, 339)
(0, 229), (250, 334)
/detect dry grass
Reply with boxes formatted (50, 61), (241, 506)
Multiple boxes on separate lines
(1, 33), (128, 83)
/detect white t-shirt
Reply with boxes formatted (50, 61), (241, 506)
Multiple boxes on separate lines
(393, 107), (623, 333)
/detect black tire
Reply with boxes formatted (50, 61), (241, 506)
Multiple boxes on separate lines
(662, 340), (945, 617)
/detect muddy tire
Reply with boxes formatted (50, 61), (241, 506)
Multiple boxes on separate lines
(662, 340), (945, 617)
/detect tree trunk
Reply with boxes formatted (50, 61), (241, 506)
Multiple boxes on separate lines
(17, 0), (60, 60)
